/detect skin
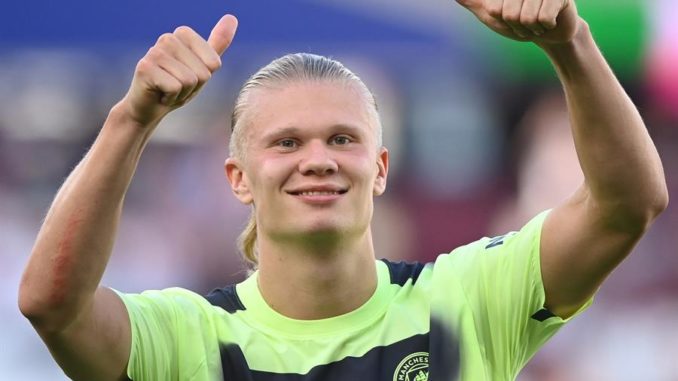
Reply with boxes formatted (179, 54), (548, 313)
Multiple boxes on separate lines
(18, 1), (668, 380)
(225, 81), (388, 319)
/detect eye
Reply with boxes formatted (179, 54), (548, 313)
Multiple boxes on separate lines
(331, 135), (352, 145)
(277, 139), (298, 149)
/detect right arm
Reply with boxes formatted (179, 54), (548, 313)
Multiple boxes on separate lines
(18, 15), (238, 381)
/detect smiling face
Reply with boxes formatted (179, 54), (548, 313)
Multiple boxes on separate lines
(226, 80), (388, 246)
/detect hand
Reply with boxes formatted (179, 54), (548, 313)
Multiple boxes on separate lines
(120, 14), (238, 127)
(456, 0), (579, 45)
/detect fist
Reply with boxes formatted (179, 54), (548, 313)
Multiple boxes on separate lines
(456, 0), (579, 45)
(121, 14), (238, 127)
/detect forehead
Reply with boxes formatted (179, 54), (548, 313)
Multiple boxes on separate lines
(243, 80), (376, 142)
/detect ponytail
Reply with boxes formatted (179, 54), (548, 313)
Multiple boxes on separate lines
(238, 210), (258, 267)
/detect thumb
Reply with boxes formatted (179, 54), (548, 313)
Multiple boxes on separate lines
(208, 14), (238, 56)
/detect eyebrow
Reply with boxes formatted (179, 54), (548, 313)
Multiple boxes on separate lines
(261, 124), (366, 141)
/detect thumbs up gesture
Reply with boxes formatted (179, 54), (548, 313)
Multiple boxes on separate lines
(120, 14), (238, 127)
(456, 0), (579, 45)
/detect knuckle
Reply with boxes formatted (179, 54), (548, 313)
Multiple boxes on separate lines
(146, 47), (164, 61)
(136, 57), (152, 72)
(167, 82), (183, 95)
(196, 69), (211, 83)
(206, 57), (222, 72)
(520, 15), (537, 26)
(157, 33), (176, 46)
(185, 73), (199, 87)
(487, 6), (502, 18)
(503, 12), (520, 23)
(539, 14), (557, 28)
(173, 25), (193, 37)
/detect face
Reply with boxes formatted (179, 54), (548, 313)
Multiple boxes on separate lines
(225, 80), (388, 245)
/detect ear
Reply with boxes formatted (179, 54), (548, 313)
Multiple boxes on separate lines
(225, 157), (254, 204)
(373, 147), (389, 196)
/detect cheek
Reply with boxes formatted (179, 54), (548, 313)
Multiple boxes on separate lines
(248, 155), (294, 196)
(342, 150), (378, 184)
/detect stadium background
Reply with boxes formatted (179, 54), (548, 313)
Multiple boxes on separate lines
(1, 0), (677, 379)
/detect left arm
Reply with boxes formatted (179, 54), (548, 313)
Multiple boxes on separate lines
(538, 18), (668, 318)
(456, 0), (669, 318)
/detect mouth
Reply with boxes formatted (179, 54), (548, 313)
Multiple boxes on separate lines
(288, 189), (348, 196)
(286, 187), (349, 203)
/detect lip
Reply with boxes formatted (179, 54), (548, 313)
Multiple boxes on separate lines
(286, 185), (348, 204)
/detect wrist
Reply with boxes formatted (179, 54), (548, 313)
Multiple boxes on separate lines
(109, 96), (167, 131)
(536, 18), (591, 55)
(104, 101), (158, 144)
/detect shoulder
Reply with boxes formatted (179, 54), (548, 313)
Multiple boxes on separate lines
(118, 286), (208, 304)
(436, 210), (550, 264)
(116, 286), (222, 322)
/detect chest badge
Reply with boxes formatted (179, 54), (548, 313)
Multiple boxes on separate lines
(393, 351), (429, 381)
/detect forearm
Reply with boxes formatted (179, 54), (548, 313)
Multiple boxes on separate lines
(19, 102), (155, 330)
(540, 20), (668, 228)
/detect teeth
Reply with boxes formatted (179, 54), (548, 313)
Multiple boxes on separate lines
(299, 191), (340, 196)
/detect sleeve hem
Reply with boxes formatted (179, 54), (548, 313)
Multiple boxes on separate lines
(532, 210), (595, 325)
(110, 288), (137, 380)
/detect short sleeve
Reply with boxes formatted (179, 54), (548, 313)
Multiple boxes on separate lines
(434, 210), (592, 376)
(114, 287), (220, 381)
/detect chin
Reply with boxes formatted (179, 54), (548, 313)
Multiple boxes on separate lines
(302, 221), (346, 236)
(286, 219), (352, 242)
(268, 214), (367, 244)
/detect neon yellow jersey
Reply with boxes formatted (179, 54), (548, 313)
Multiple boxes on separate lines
(116, 210), (591, 381)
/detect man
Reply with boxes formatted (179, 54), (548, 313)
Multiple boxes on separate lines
(19, 1), (668, 380)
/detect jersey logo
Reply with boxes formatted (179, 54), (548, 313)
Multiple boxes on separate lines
(485, 232), (517, 249)
(485, 234), (506, 249)
(393, 352), (429, 381)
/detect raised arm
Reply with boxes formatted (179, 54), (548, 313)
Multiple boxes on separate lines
(537, 17), (668, 318)
(456, 0), (668, 318)
(18, 15), (238, 381)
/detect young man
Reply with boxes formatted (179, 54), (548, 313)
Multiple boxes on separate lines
(19, 1), (668, 380)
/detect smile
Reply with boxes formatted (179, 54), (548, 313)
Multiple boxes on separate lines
(287, 186), (348, 196)
(296, 190), (344, 196)
(286, 187), (348, 203)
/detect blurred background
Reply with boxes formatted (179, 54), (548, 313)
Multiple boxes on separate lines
(1, 0), (677, 379)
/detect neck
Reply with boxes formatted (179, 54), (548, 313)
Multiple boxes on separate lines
(256, 230), (378, 320)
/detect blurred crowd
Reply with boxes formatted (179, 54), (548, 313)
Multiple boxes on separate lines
(1, 1), (677, 379)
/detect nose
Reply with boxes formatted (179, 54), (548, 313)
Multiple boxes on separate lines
(298, 140), (338, 176)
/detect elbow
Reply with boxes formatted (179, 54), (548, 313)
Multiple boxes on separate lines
(18, 273), (40, 320)
(643, 181), (670, 224)
(18, 295), (35, 322)
(652, 185), (670, 218)
(628, 191), (669, 232)
(19, 294), (78, 333)
(637, 171), (670, 220)
(18, 272), (77, 332)
(18, 290), (49, 329)
(597, 186), (669, 235)
(650, 168), (670, 217)
(18, 275), (50, 325)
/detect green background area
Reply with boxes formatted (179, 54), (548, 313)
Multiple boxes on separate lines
(489, 0), (647, 82)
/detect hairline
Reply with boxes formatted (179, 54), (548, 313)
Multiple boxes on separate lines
(229, 78), (383, 163)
